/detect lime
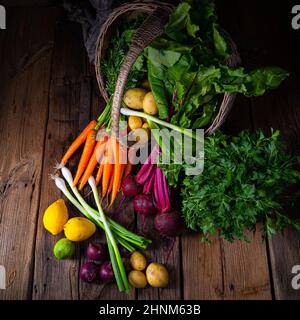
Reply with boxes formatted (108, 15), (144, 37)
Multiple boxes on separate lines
(54, 238), (75, 260)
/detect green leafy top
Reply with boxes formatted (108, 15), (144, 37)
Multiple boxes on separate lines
(180, 129), (300, 241)
(146, 0), (289, 126)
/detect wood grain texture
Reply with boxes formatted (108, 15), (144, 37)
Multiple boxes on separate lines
(0, 7), (57, 299)
(249, 84), (300, 300)
(221, 228), (271, 300)
(32, 17), (88, 300)
(182, 234), (223, 300)
(235, 0), (300, 300)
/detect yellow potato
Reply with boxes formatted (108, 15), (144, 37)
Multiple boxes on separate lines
(146, 263), (169, 288)
(128, 116), (143, 130)
(128, 270), (147, 289)
(130, 251), (147, 271)
(142, 123), (149, 129)
(143, 92), (158, 115)
(124, 88), (147, 110)
(141, 79), (151, 91)
(129, 128), (149, 145)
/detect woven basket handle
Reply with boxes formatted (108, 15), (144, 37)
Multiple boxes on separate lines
(111, 7), (170, 136)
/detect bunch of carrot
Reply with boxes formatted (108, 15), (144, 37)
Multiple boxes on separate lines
(60, 120), (132, 205)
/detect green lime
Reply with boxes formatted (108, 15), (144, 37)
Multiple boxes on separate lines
(54, 238), (75, 260)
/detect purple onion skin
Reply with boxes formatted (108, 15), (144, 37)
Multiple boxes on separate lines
(80, 262), (99, 283)
(154, 211), (183, 237)
(122, 176), (140, 198)
(86, 242), (107, 262)
(99, 261), (114, 282)
(133, 194), (156, 216)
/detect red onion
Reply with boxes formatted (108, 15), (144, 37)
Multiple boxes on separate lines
(79, 262), (99, 283)
(99, 261), (114, 282)
(86, 242), (107, 262)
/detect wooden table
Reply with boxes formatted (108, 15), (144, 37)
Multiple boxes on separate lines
(0, 1), (300, 300)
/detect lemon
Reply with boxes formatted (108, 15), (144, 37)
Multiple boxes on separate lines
(54, 238), (75, 260)
(43, 199), (69, 235)
(64, 217), (96, 242)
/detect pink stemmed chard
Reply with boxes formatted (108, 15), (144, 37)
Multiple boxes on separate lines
(135, 144), (171, 214)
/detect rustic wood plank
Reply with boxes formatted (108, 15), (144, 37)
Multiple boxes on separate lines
(182, 0), (272, 300)
(182, 234), (223, 299)
(33, 17), (88, 300)
(249, 82), (300, 300)
(221, 228), (271, 300)
(235, 0), (300, 300)
(0, 7), (57, 299)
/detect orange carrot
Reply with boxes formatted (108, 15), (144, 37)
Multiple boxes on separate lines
(102, 139), (114, 197)
(78, 138), (107, 190)
(60, 120), (97, 166)
(102, 161), (113, 197)
(95, 161), (105, 187)
(110, 137), (125, 206)
(73, 129), (97, 186)
(107, 166), (114, 196)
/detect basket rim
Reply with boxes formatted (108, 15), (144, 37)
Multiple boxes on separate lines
(95, 1), (174, 102)
(94, 2), (241, 136)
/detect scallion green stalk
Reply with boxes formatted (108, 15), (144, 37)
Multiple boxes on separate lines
(89, 177), (129, 293)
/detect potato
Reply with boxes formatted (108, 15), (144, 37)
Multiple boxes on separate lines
(141, 79), (151, 91)
(129, 128), (149, 145)
(146, 263), (169, 288)
(128, 116), (143, 130)
(143, 92), (158, 115)
(130, 251), (147, 271)
(142, 123), (149, 129)
(124, 88), (147, 110)
(128, 270), (147, 289)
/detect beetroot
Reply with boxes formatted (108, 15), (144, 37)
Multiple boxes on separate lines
(121, 175), (140, 198)
(154, 210), (183, 237)
(133, 194), (156, 216)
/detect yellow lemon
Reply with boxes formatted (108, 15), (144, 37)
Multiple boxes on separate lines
(64, 217), (96, 242)
(43, 199), (69, 235)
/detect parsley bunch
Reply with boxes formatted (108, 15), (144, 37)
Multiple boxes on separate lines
(181, 130), (300, 241)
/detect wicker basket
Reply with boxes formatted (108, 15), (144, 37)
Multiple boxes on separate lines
(95, 1), (241, 136)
